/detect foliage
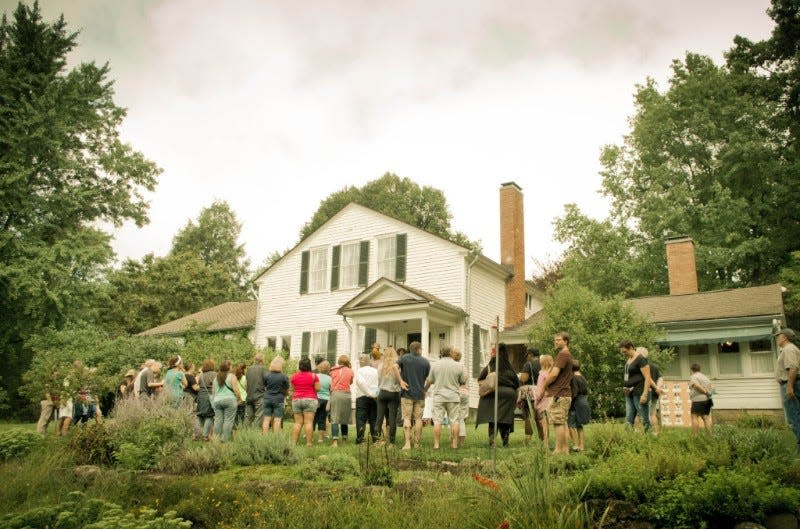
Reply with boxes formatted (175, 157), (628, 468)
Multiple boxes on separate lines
(21, 324), (183, 405)
(644, 468), (800, 529)
(69, 422), (115, 465)
(226, 428), (298, 467)
(102, 255), (247, 337)
(107, 396), (194, 470)
(0, 428), (41, 461)
(728, 0), (800, 139)
(160, 430), (298, 474)
(780, 251), (800, 327)
(471, 447), (592, 529)
(528, 279), (669, 417)
(1, 421), (799, 529)
(0, 2), (160, 415)
(0, 491), (191, 529)
(297, 453), (360, 481)
(555, 48), (800, 298)
(358, 438), (396, 487)
(299, 172), (478, 250)
(20, 325), (266, 409)
(734, 412), (786, 430)
(171, 200), (251, 288)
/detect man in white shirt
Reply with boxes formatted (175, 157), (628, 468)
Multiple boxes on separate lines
(354, 354), (379, 444)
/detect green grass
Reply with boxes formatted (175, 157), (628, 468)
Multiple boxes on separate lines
(0, 422), (36, 433)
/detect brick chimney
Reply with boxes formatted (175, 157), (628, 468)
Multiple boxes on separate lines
(665, 236), (699, 295)
(500, 182), (526, 327)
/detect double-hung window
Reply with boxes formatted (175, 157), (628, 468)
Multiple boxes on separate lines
(377, 236), (396, 280)
(311, 331), (328, 357)
(749, 339), (775, 375)
(340, 242), (360, 289)
(309, 247), (328, 292)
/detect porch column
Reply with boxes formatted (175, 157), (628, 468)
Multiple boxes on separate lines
(421, 314), (430, 358)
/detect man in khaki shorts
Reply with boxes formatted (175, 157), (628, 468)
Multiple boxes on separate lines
(543, 332), (574, 455)
(398, 341), (430, 449)
(425, 346), (466, 449)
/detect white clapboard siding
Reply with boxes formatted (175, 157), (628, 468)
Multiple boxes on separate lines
(708, 377), (781, 409)
(254, 203), (473, 356)
(466, 262), (508, 407)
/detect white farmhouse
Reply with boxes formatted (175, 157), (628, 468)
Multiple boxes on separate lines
(253, 182), (536, 407)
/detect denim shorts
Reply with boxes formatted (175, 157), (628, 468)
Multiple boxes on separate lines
(263, 400), (285, 419)
(292, 398), (319, 414)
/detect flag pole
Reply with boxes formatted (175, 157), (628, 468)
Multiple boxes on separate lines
(492, 316), (499, 472)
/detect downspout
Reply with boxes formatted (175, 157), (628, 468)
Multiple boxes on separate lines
(341, 315), (358, 370)
(465, 250), (481, 375)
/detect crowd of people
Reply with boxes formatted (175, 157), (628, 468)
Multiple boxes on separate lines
(34, 330), (745, 449)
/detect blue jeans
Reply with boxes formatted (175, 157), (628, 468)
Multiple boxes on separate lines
(331, 423), (349, 440)
(213, 396), (238, 442)
(625, 392), (651, 432)
(196, 416), (214, 438)
(780, 381), (800, 446)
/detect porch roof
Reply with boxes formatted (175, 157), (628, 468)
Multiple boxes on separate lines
(337, 277), (466, 317)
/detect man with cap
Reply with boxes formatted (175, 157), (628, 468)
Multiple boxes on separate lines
(776, 328), (800, 449)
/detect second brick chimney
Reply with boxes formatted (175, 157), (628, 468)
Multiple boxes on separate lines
(500, 182), (526, 327)
(665, 236), (699, 295)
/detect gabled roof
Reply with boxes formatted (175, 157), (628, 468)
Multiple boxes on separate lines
(338, 277), (466, 316)
(138, 301), (257, 337)
(627, 283), (784, 324)
(499, 283), (784, 344)
(500, 310), (544, 343)
(254, 201), (509, 283)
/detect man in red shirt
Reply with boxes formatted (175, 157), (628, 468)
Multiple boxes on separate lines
(543, 332), (574, 455)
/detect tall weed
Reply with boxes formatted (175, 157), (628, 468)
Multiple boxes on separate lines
(471, 447), (594, 529)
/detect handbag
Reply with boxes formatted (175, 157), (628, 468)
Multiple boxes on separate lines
(478, 370), (497, 397)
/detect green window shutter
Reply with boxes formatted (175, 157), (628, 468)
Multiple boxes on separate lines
(363, 327), (377, 354)
(330, 245), (341, 291)
(358, 240), (370, 287)
(472, 324), (481, 378)
(327, 329), (338, 364)
(395, 233), (407, 282)
(301, 331), (310, 359)
(299, 251), (310, 294)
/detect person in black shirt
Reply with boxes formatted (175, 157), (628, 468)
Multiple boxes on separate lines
(620, 340), (653, 432)
(568, 359), (591, 451)
(637, 347), (663, 435)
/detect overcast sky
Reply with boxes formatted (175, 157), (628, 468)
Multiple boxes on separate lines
(4, 0), (775, 274)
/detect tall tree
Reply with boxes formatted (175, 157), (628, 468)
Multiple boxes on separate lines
(101, 251), (244, 336)
(171, 200), (250, 290)
(528, 279), (667, 418)
(556, 52), (800, 297)
(101, 202), (250, 336)
(728, 0), (800, 138)
(0, 3), (160, 413)
(300, 173), (478, 250)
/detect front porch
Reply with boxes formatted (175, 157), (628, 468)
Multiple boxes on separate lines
(338, 277), (467, 368)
